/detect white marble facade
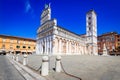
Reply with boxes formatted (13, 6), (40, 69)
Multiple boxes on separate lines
(36, 4), (98, 55)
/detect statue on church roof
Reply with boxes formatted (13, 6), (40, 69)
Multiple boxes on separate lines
(45, 3), (51, 9)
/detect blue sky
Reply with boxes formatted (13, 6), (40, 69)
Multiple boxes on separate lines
(0, 0), (120, 39)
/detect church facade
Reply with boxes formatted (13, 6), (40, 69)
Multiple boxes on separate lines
(36, 4), (98, 55)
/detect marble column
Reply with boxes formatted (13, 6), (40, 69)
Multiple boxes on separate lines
(58, 39), (60, 54)
(50, 39), (52, 55)
(82, 46), (83, 55)
(80, 46), (82, 55)
(59, 39), (61, 55)
(41, 41), (42, 54)
(47, 38), (50, 55)
(83, 46), (85, 55)
(44, 39), (46, 54)
(52, 39), (55, 55)
(75, 43), (76, 54)
(67, 42), (69, 54)
(84, 46), (86, 55)
(54, 38), (58, 54)
(46, 40), (48, 55)
(41, 40), (43, 54)
(66, 41), (68, 55)
(39, 41), (41, 54)
(69, 41), (71, 55)
(46, 39), (47, 54)
(76, 44), (78, 54)
(57, 39), (59, 53)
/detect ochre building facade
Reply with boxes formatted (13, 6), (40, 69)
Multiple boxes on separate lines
(0, 35), (36, 55)
(36, 4), (98, 55)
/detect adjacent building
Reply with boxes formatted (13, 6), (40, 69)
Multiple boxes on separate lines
(36, 4), (98, 55)
(0, 34), (36, 55)
(97, 32), (120, 55)
(116, 34), (120, 49)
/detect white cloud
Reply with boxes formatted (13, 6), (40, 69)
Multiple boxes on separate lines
(25, 1), (31, 13)
(25, 0), (35, 18)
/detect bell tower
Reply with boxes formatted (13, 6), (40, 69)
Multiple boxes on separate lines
(86, 10), (98, 55)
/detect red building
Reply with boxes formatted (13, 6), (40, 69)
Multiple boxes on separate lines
(116, 34), (120, 51)
(97, 32), (118, 55)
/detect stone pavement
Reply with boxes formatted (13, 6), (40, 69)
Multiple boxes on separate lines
(7, 54), (46, 80)
(0, 55), (25, 80)
(19, 55), (120, 80)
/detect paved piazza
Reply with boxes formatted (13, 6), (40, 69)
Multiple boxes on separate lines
(0, 56), (25, 80)
(19, 55), (120, 80)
